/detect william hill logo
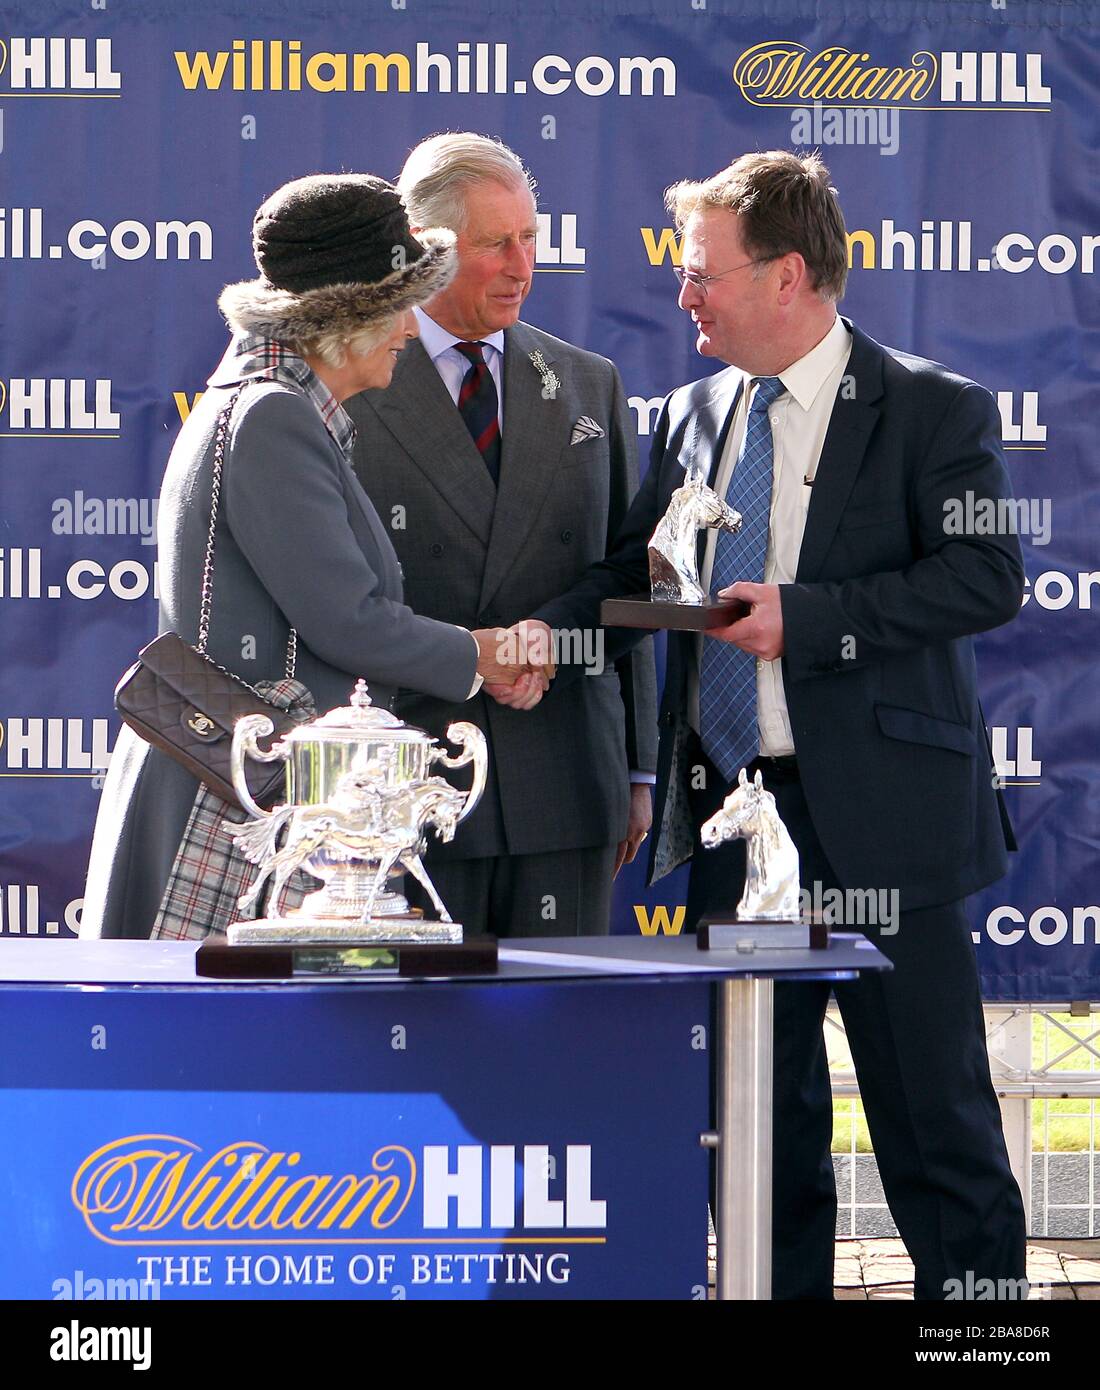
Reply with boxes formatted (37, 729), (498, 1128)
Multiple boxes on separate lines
(733, 43), (1050, 108)
(536, 213), (585, 268)
(73, 1136), (607, 1243)
(0, 38), (121, 94)
(1, 716), (112, 770)
(0, 378), (119, 434)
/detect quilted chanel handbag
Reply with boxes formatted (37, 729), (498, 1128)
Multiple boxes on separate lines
(114, 387), (309, 811)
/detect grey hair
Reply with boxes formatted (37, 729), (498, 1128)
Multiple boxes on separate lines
(297, 318), (394, 370)
(397, 132), (537, 232)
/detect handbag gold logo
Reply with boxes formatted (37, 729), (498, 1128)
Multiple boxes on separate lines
(185, 710), (217, 738)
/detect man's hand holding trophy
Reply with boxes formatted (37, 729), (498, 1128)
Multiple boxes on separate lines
(599, 426), (753, 632)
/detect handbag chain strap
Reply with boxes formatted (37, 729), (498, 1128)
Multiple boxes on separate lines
(195, 386), (298, 684)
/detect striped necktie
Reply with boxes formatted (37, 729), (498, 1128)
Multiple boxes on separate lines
(699, 375), (786, 784)
(454, 340), (501, 484)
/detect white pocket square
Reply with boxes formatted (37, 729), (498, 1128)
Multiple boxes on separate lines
(570, 416), (605, 445)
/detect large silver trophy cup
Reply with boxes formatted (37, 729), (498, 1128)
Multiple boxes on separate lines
(224, 680), (486, 946)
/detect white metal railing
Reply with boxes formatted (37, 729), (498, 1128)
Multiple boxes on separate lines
(826, 1004), (1100, 1238)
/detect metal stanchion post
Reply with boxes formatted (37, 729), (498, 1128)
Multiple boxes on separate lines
(716, 976), (774, 1300)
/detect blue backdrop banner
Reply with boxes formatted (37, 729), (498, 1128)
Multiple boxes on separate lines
(0, 0), (1097, 999)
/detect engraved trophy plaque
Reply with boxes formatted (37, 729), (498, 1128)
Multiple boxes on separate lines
(222, 680), (487, 949)
(696, 767), (827, 950)
(600, 420), (750, 632)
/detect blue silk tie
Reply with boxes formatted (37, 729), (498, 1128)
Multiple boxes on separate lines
(699, 375), (786, 784)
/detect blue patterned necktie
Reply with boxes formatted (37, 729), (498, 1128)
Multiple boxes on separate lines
(699, 375), (786, 784)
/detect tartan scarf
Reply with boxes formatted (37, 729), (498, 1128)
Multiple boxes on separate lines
(215, 332), (357, 461)
(151, 678), (317, 941)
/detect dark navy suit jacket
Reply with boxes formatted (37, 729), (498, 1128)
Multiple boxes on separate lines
(535, 319), (1024, 911)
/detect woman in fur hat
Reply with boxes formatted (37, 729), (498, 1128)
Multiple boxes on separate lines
(81, 173), (525, 940)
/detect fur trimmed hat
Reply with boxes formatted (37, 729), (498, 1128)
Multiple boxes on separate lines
(218, 173), (457, 341)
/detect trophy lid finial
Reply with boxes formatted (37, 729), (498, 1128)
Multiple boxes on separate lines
(303, 680), (421, 738)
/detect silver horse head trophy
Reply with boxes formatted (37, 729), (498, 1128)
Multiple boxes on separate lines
(648, 421), (743, 604)
(701, 768), (801, 921)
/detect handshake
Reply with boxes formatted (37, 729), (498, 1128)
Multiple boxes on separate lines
(471, 620), (556, 712)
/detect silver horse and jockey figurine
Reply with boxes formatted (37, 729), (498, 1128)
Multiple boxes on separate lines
(224, 679), (487, 945)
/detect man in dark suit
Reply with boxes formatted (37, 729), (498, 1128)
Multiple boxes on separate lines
(529, 151), (1027, 1298)
(346, 133), (657, 937)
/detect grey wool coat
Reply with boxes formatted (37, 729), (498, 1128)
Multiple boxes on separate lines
(80, 347), (478, 939)
(344, 321), (658, 861)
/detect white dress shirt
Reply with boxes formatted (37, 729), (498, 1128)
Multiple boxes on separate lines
(690, 315), (854, 756)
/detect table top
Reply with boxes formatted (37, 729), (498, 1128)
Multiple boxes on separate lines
(0, 934), (891, 990)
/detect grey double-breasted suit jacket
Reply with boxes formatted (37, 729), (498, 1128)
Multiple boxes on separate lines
(345, 321), (658, 860)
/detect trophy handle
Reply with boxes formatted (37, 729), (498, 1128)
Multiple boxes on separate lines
(432, 721), (487, 825)
(230, 714), (287, 822)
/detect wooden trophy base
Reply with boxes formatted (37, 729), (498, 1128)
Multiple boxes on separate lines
(600, 594), (749, 632)
(195, 936), (499, 979)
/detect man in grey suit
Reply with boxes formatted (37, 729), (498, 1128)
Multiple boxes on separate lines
(345, 133), (657, 936)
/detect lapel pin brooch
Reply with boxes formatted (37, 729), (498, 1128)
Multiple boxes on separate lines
(528, 349), (561, 398)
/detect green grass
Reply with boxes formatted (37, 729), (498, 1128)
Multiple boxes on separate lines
(828, 1011), (1099, 1155)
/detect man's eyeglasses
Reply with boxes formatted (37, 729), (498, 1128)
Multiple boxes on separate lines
(673, 257), (776, 297)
